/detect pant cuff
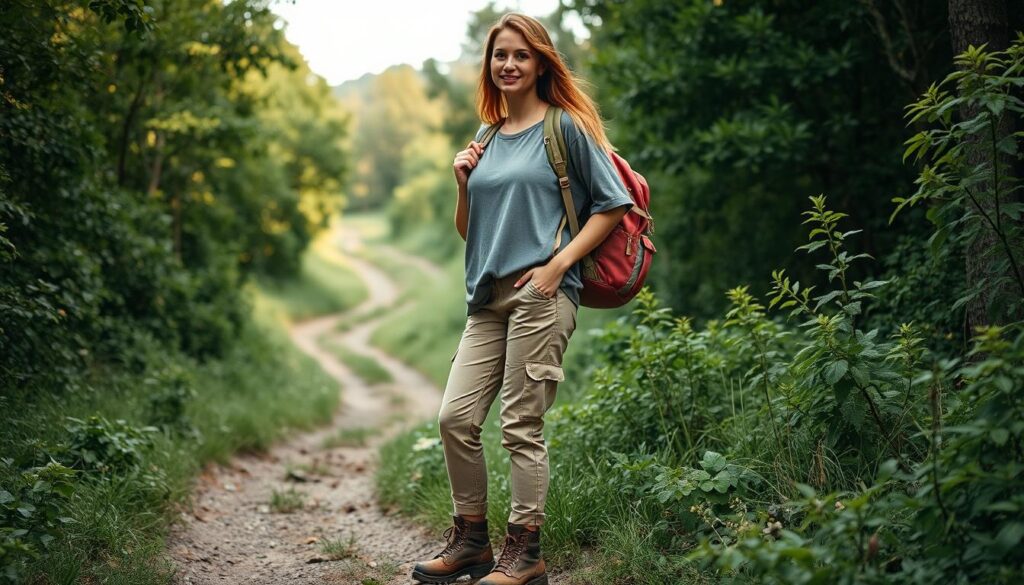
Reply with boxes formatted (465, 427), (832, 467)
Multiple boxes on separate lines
(508, 511), (545, 527)
(453, 502), (488, 516)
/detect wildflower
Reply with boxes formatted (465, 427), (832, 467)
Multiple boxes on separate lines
(834, 500), (846, 511)
(412, 436), (441, 452)
(762, 520), (783, 538)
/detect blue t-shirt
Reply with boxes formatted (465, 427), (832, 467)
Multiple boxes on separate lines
(464, 109), (634, 315)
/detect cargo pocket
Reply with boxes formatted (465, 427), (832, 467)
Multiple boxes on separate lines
(521, 362), (565, 421)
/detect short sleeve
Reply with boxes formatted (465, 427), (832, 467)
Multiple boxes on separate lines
(561, 112), (634, 217)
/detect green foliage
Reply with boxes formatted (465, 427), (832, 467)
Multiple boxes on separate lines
(866, 233), (966, 355)
(380, 187), (1022, 581)
(87, 0), (155, 33)
(0, 0), (349, 386)
(568, 0), (951, 318)
(692, 324), (1024, 584)
(894, 36), (1024, 324)
(0, 289), (339, 581)
(62, 416), (157, 474)
(0, 461), (76, 583)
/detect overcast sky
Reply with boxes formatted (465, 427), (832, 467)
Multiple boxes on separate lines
(270, 0), (579, 86)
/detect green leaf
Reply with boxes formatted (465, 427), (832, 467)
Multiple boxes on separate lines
(823, 360), (848, 385)
(711, 474), (732, 493)
(990, 428), (1010, 445)
(700, 451), (728, 473)
(995, 522), (1024, 553)
(795, 483), (816, 498)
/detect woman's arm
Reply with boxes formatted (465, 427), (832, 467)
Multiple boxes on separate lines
(515, 204), (630, 295)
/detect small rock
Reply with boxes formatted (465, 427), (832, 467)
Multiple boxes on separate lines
(304, 536), (319, 544)
(368, 561), (378, 568)
(287, 469), (309, 483)
(307, 556), (327, 564)
(223, 482), (236, 492)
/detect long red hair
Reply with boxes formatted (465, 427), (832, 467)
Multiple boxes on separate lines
(476, 13), (615, 152)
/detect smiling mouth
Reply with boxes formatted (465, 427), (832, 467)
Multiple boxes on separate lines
(500, 75), (519, 83)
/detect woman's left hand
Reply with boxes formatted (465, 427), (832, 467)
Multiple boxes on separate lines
(515, 262), (567, 298)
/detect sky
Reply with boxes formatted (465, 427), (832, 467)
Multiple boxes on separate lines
(269, 0), (578, 86)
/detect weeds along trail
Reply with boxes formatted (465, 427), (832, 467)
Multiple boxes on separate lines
(166, 244), (445, 585)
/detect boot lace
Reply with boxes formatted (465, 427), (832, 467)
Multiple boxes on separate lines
(434, 519), (468, 560)
(494, 532), (528, 575)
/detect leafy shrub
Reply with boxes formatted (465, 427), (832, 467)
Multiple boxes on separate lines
(145, 365), (198, 437)
(63, 416), (157, 474)
(0, 460), (76, 583)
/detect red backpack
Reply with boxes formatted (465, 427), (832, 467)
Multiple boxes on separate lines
(480, 106), (656, 308)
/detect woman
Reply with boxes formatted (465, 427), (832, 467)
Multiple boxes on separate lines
(411, 12), (634, 585)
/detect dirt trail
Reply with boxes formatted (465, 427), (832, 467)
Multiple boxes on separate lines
(167, 234), (448, 584)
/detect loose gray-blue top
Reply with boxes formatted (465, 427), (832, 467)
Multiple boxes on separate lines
(464, 109), (635, 315)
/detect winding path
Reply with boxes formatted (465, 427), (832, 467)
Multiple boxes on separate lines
(166, 233), (448, 584)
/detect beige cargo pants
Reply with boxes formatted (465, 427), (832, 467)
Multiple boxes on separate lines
(438, 265), (578, 527)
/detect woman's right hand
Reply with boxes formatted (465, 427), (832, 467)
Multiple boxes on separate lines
(453, 141), (485, 187)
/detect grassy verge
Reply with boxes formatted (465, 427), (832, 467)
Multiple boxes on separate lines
(1, 241), (360, 583)
(322, 339), (393, 385)
(256, 230), (368, 323)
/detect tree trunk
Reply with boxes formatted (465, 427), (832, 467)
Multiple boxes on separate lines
(947, 0), (1020, 333)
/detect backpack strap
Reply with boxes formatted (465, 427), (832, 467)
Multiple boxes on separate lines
(543, 106), (580, 239)
(478, 119), (504, 148)
(543, 106), (598, 279)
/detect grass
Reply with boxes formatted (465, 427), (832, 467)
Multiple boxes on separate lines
(319, 532), (359, 560)
(323, 339), (393, 385)
(0, 239), (355, 583)
(270, 487), (306, 513)
(256, 229), (368, 323)
(322, 426), (377, 449)
(368, 258), (469, 388)
(284, 458), (333, 478)
(326, 558), (401, 584)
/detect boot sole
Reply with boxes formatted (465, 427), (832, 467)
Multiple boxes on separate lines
(525, 574), (549, 585)
(411, 561), (495, 584)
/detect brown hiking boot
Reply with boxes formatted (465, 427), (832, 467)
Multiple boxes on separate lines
(411, 515), (494, 584)
(477, 523), (547, 585)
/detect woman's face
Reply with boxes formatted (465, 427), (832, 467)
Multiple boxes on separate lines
(489, 27), (545, 98)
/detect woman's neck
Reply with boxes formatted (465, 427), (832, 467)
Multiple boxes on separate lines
(503, 92), (548, 126)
